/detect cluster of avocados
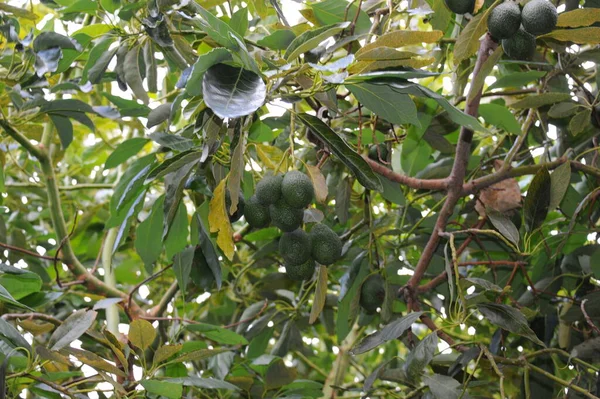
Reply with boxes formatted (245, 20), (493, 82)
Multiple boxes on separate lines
(489, 0), (558, 60)
(243, 171), (343, 281)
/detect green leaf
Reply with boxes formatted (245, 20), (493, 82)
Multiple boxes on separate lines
(312, 0), (371, 34)
(479, 103), (521, 135)
(166, 376), (240, 390)
(186, 323), (248, 345)
(454, 6), (495, 63)
(557, 8), (600, 27)
(172, 348), (230, 363)
(285, 22), (350, 60)
(464, 277), (503, 293)
(227, 126), (246, 215)
(337, 253), (370, 341)
(296, 113), (382, 191)
(523, 167), (551, 232)
(540, 27), (600, 44)
(148, 132), (194, 151)
(0, 272), (42, 300)
(345, 69), (439, 83)
(48, 309), (98, 351)
(173, 246), (194, 292)
(229, 7), (248, 36)
(33, 32), (82, 52)
(123, 45), (149, 105)
(309, 265), (328, 324)
(477, 303), (545, 346)
(0, 3), (38, 19)
(423, 373), (463, 399)
(257, 30), (296, 50)
(153, 344), (183, 366)
(488, 70), (546, 90)
(0, 283), (33, 310)
(145, 150), (202, 184)
(351, 312), (423, 355)
(549, 162), (571, 211)
(65, 348), (126, 377)
(110, 155), (155, 213)
(569, 109), (592, 135)
(548, 102), (580, 118)
(194, 4), (245, 49)
(202, 64), (267, 119)
(195, 213), (222, 289)
(347, 82), (420, 127)
(141, 380), (183, 399)
(103, 92), (151, 117)
(105, 138), (149, 169)
(511, 93), (572, 109)
(81, 36), (114, 83)
(401, 117), (433, 176)
(487, 209), (520, 246)
(164, 202), (189, 258)
(356, 30), (443, 57)
(0, 317), (32, 352)
(265, 358), (297, 390)
(186, 48), (233, 97)
(48, 114), (73, 150)
(129, 319), (157, 350)
(402, 332), (438, 380)
(147, 103), (172, 128)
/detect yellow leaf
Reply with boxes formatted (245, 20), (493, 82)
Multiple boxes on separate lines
(557, 8), (600, 27)
(209, 179), (235, 260)
(356, 47), (419, 61)
(453, 0), (500, 63)
(474, 0), (485, 14)
(256, 144), (286, 171)
(306, 164), (328, 204)
(129, 319), (156, 350)
(540, 27), (600, 44)
(309, 266), (328, 324)
(356, 30), (443, 57)
(18, 320), (54, 335)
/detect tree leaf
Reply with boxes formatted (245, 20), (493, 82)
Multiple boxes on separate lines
(557, 8), (600, 27)
(523, 167), (551, 232)
(402, 331), (438, 380)
(195, 213), (222, 289)
(145, 150), (202, 184)
(202, 64), (266, 119)
(305, 164), (328, 204)
(549, 161), (571, 211)
(511, 93), (572, 109)
(487, 209), (520, 246)
(209, 179), (235, 260)
(0, 272), (42, 300)
(194, 4), (245, 49)
(48, 309), (97, 351)
(257, 29), (296, 50)
(185, 48), (232, 96)
(148, 132), (194, 151)
(173, 246), (195, 292)
(164, 202), (189, 258)
(153, 344), (183, 366)
(423, 373), (463, 399)
(454, 7), (494, 64)
(66, 348), (126, 377)
(265, 358), (297, 390)
(0, 317), (31, 352)
(0, 283), (33, 310)
(569, 108), (592, 135)
(312, 0), (371, 34)
(186, 323), (248, 345)
(105, 138), (149, 169)
(478, 103), (521, 135)
(129, 319), (157, 350)
(227, 125), (246, 214)
(467, 46), (503, 102)
(356, 30), (443, 57)
(229, 7), (248, 36)
(337, 253), (370, 342)
(540, 27), (600, 44)
(488, 70), (546, 90)
(296, 113), (382, 191)
(548, 102), (580, 118)
(477, 303), (545, 346)
(135, 196), (165, 269)
(284, 22), (350, 60)
(309, 265), (328, 324)
(351, 312), (423, 355)
(172, 348), (230, 363)
(33, 32), (82, 52)
(147, 103), (172, 128)
(123, 45), (150, 105)
(347, 82), (420, 127)
(110, 154), (154, 213)
(166, 376), (240, 390)
(141, 380), (183, 399)
(81, 36), (115, 83)
(48, 114), (73, 150)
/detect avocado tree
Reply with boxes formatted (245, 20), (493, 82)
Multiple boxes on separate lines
(2, 0), (600, 397)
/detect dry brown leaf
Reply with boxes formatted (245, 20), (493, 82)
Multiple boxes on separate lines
(475, 160), (522, 217)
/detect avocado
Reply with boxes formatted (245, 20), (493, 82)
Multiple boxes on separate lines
(488, 1), (522, 40)
(279, 229), (312, 266)
(359, 274), (386, 314)
(444, 0), (475, 14)
(255, 174), (283, 205)
(521, 0), (557, 36)
(270, 199), (304, 232)
(502, 27), (536, 60)
(225, 191), (245, 222)
(309, 223), (342, 265)
(286, 259), (316, 281)
(368, 144), (389, 163)
(243, 196), (271, 228)
(281, 171), (314, 209)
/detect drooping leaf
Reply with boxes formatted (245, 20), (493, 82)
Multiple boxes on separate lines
(141, 380), (183, 399)
(195, 213), (222, 289)
(202, 64), (267, 119)
(487, 209), (520, 246)
(548, 102), (580, 118)
(48, 114), (73, 150)
(123, 45), (150, 105)
(129, 319), (157, 350)
(569, 109), (592, 135)
(110, 154), (155, 213)
(147, 103), (172, 128)
(487, 70), (545, 90)
(0, 283), (33, 310)
(402, 331), (438, 380)
(477, 303), (545, 346)
(229, 7), (248, 36)
(227, 124), (246, 214)
(173, 246), (195, 292)
(351, 312), (423, 355)
(265, 358), (297, 390)
(209, 179), (235, 260)
(549, 162), (571, 211)
(148, 132), (194, 151)
(284, 22), (350, 60)
(423, 373), (463, 399)
(467, 46), (503, 102)
(153, 344), (183, 366)
(0, 317), (32, 352)
(478, 103), (521, 135)
(81, 36), (115, 83)
(309, 266), (328, 324)
(454, 6), (495, 63)
(523, 167), (551, 232)
(105, 138), (149, 169)
(135, 196), (165, 269)
(347, 82), (420, 127)
(296, 113), (382, 191)
(305, 164), (328, 204)
(540, 27), (600, 44)
(337, 253), (370, 342)
(164, 201), (190, 258)
(48, 309), (98, 351)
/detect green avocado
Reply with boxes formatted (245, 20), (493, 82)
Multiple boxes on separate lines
(286, 259), (316, 281)
(488, 1), (522, 40)
(243, 196), (271, 228)
(309, 223), (342, 265)
(502, 27), (536, 60)
(521, 0), (557, 36)
(359, 274), (386, 314)
(279, 229), (312, 266)
(270, 199), (304, 232)
(281, 171), (314, 209)
(444, 0), (475, 14)
(367, 144), (389, 163)
(255, 174), (283, 206)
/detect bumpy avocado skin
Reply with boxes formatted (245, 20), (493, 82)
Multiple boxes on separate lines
(244, 196), (271, 228)
(368, 144), (389, 163)
(270, 199), (304, 232)
(279, 229), (312, 266)
(360, 274), (386, 314)
(521, 0), (557, 36)
(255, 175), (283, 205)
(309, 223), (342, 265)
(502, 27), (536, 60)
(286, 259), (316, 281)
(444, 0), (475, 14)
(281, 171), (315, 209)
(488, 2), (522, 40)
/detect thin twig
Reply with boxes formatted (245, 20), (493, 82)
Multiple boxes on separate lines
(581, 299), (600, 334)
(128, 264), (173, 312)
(0, 241), (60, 262)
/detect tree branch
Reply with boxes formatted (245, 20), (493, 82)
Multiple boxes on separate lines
(148, 281), (179, 318)
(0, 120), (44, 159)
(363, 156), (448, 191)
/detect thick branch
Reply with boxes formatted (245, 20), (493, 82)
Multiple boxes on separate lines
(363, 156), (448, 191)
(0, 120), (44, 159)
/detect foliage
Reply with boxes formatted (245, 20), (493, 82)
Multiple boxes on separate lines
(1, 0), (600, 398)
